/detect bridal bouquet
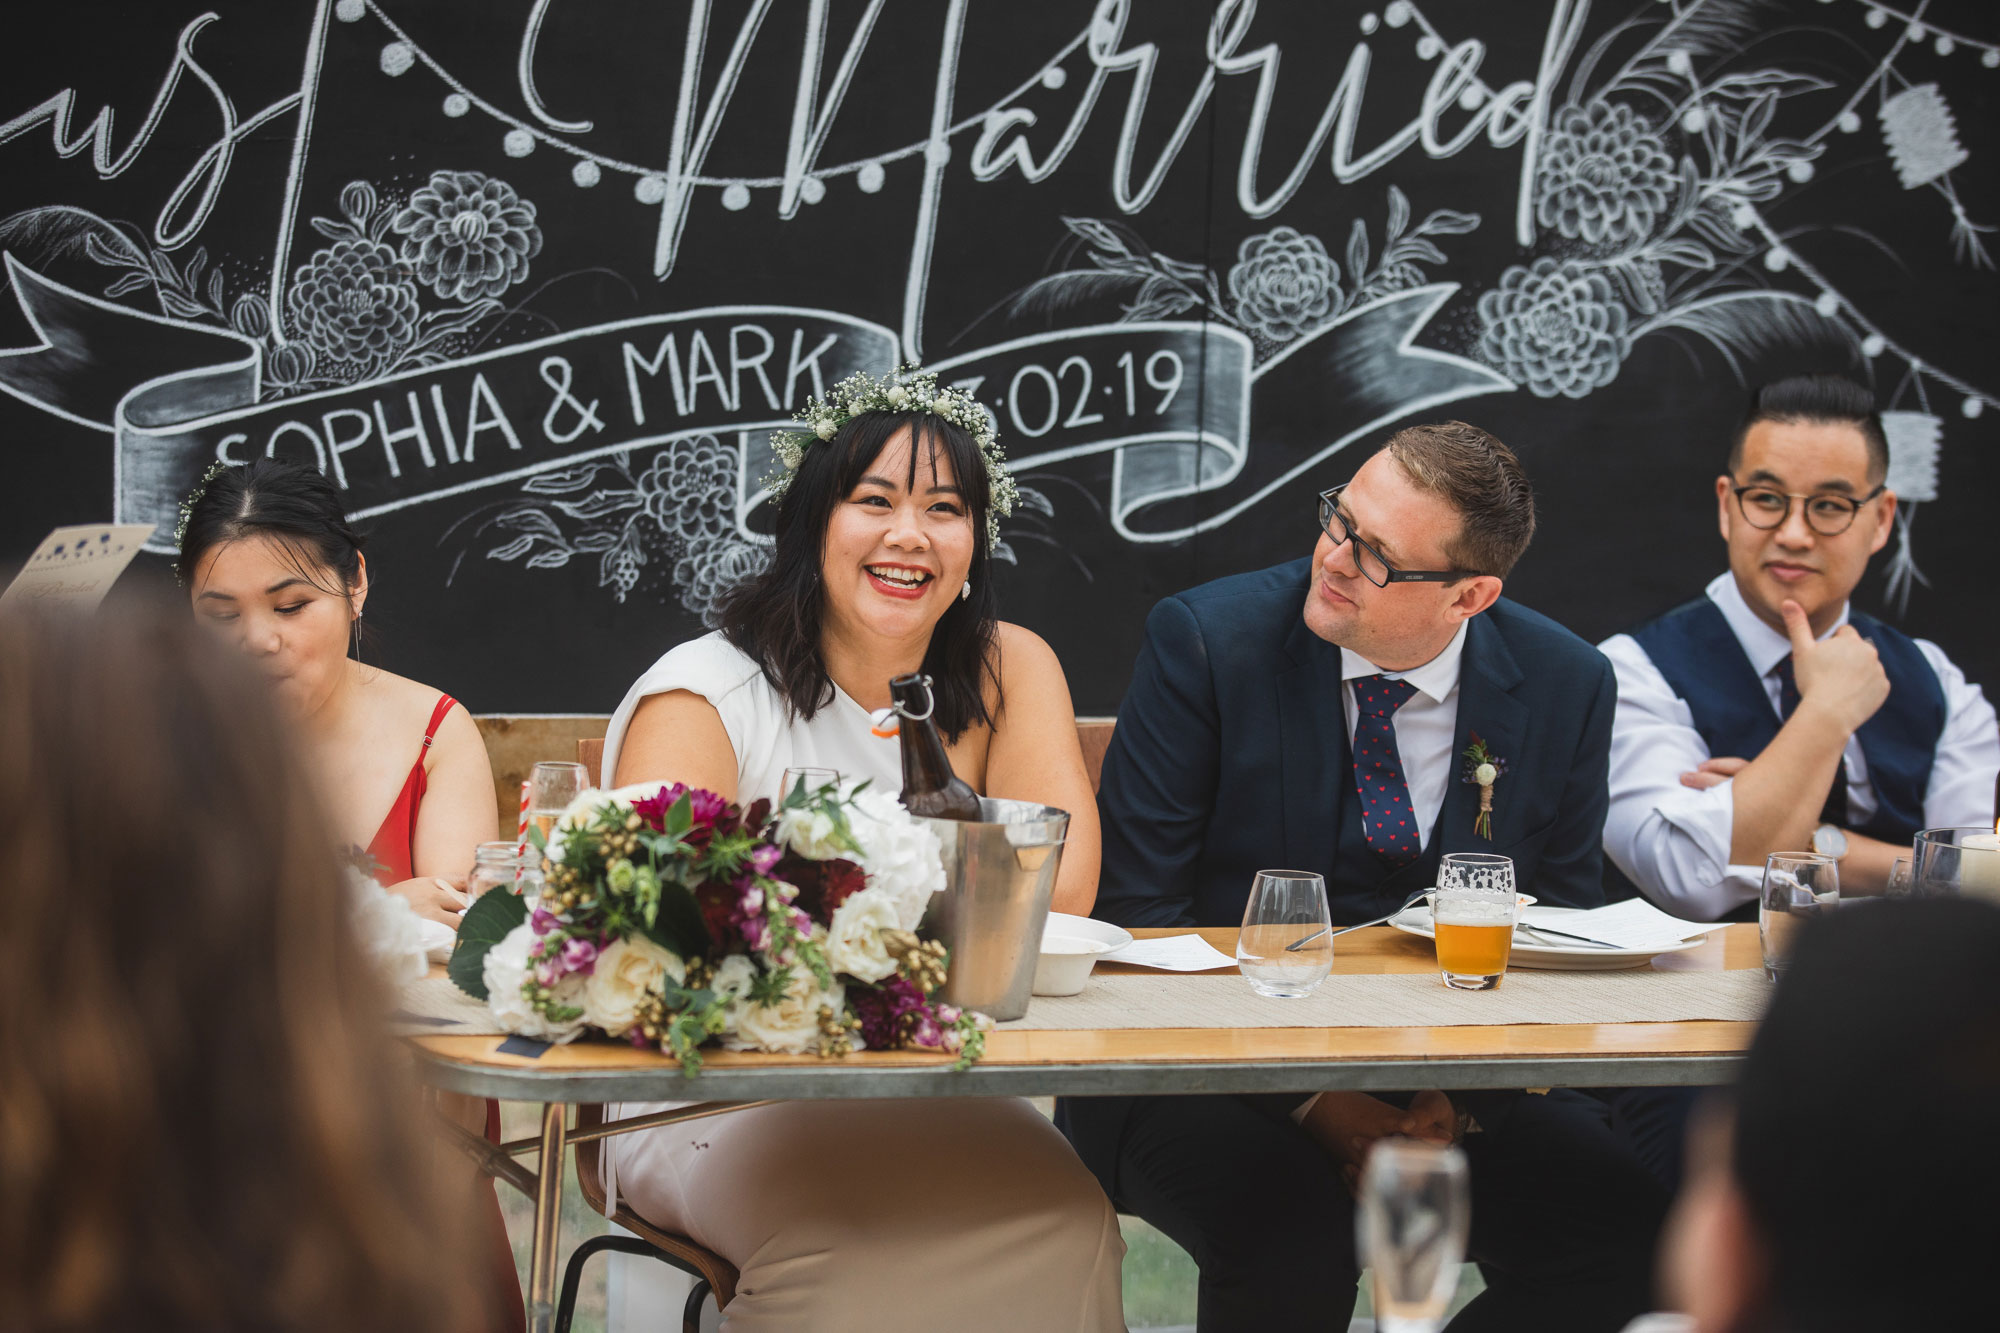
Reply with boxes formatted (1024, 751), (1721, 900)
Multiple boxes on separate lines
(448, 777), (989, 1073)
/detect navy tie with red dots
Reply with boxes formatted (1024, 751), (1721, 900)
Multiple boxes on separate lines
(1352, 674), (1422, 867)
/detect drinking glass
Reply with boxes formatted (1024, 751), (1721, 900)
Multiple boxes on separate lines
(780, 766), (841, 804)
(1236, 869), (1333, 998)
(1759, 852), (1838, 981)
(1358, 1140), (1471, 1333)
(1910, 827), (2000, 901)
(1886, 858), (1913, 898)
(1433, 852), (1517, 990)
(529, 761), (589, 842)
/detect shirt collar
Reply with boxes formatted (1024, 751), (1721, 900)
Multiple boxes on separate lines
(1707, 571), (1849, 678)
(1340, 620), (1469, 704)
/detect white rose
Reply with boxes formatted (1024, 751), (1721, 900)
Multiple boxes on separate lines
(710, 953), (757, 1002)
(483, 923), (589, 1043)
(347, 867), (428, 983)
(886, 385), (909, 406)
(583, 935), (686, 1035)
(774, 804), (845, 860)
(847, 788), (946, 929)
(727, 965), (845, 1054)
(824, 887), (902, 982)
(1475, 762), (1497, 785)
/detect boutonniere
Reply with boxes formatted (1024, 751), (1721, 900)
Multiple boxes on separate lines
(1460, 733), (1508, 840)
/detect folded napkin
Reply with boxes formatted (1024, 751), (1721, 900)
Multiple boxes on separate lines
(1517, 898), (1715, 951)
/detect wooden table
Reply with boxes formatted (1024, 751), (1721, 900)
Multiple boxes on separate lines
(410, 923), (1761, 1330)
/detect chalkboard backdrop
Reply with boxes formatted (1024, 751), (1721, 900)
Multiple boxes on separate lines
(3, 0), (1995, 715)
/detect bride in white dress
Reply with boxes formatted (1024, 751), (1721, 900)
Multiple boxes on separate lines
(600, 385), (1124, 1332)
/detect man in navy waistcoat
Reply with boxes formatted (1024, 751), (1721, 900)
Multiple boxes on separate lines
(1059, 424), (1665, 1332)
(1601, 374), (1998, 923)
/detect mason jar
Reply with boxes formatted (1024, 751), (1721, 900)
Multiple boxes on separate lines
(467, 841), (542, 903)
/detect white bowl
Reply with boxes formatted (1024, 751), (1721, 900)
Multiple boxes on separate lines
(1032, 934), (1117, 996)
(1031, 914), (1133, 997)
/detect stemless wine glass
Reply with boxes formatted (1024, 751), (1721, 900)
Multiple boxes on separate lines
(1433, 852), (1518, 991)
(1759, 852), (1838, 981)
(529, 761), (589, 841)
(1358, 1141), (1471, 1333)
(1236, 870), (1333, 998)
(1886, 858), (1914, 898)
(780, 766), (841, 804)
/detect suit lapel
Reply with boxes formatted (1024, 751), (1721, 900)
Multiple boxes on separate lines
(1278, 617), (1347, 874)
(1434, 613), (1528, 858)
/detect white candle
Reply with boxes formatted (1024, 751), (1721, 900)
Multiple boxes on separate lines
(1955, 832), (2000, 902)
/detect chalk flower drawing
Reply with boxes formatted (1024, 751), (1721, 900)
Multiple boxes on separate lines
(1004, 189), (1475, 364)
(468, 436), (769, 619)
(1476, 259), (1631, 400)
(390, 170), (545, 302)
(1534, 101), (1678, 247)
(286, 237), (422, 365)
(1227, 227), (1340, 342)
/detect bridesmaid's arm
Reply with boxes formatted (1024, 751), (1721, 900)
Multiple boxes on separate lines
(409, 702), (500, 882)
(613, 689), (740, 798)
(983, 624), (1101, 916)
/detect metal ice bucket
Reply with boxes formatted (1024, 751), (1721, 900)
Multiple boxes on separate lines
(919, 797), (1070, 1021)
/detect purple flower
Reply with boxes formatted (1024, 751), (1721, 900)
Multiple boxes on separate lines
(560, 937), (601, 974)
(750, 843), (784, 876)
(532, 907), (563, 935)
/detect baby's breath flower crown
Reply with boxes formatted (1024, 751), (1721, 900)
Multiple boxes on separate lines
(768, 365), (1018, 552)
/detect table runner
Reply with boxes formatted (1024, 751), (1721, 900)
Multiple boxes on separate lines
(392, 975), (511, 1036)
(999, 969), (1771, 1031)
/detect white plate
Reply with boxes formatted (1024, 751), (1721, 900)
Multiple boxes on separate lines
(1388, 905), (1709, 970)
(1042, 912), (1134, 952)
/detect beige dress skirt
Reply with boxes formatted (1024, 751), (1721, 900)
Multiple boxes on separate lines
(604, 1097), (1126, 1332)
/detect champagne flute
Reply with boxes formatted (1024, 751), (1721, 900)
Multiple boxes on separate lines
(1236, 869), (1332, 998)
(529, 761), (589, 842)
(1358, 1141), (1471, 1333)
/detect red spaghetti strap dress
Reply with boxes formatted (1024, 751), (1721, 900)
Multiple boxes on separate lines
(367, 695), (526, 1333)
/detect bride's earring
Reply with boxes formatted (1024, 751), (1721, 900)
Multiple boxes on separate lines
(960, 580), (971, 602)
(351, 610), (362, 659)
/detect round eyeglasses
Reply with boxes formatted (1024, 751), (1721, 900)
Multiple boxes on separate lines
(1729, 480), (1886, 537)
(1317, 485), (1479, 587)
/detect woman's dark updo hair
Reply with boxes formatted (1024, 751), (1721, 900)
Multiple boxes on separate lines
(720, 411), (1001, 742)
(176, 459), (366, 600)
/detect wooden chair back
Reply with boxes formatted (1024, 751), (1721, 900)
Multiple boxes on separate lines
(578, 736), (605, 787)
(571, 1104), (739, 1309)
(474, 715), (609, 822)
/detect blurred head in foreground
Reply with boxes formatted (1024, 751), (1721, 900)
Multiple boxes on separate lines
(1663, 897), (2000, 1331)
(0, 601), (476, 1331)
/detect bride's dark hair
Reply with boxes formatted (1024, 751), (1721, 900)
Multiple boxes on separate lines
(720, 411), (1001, 741)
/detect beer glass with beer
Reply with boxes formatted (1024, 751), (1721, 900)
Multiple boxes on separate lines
(1432, 853), (1517, 991)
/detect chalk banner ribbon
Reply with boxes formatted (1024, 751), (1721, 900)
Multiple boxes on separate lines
(0, 256), (1505, 552)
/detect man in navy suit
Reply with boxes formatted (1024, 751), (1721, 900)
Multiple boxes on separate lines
(1059, 423), (1666, 1332)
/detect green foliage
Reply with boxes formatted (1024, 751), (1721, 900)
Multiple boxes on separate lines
(449, 888), (529, 999)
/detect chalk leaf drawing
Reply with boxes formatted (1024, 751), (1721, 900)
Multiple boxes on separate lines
(466, 436), (768, 619)
(1008, 187), (1477, 363)
(1476, 259), (1632, 401)
(389, 170), (545, 302)
(1534, 101), (1678, 248)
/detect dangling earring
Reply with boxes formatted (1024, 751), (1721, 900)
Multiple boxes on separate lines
(351, 610), (362, 660)
(960, 580), (971, 602)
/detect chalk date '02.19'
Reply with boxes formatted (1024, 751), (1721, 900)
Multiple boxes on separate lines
(890, 672), (982, 821)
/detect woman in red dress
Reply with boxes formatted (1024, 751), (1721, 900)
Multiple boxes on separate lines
(179, 459), (522, 1332)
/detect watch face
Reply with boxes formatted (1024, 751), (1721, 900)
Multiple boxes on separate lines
(1812, 826), (1847, 857)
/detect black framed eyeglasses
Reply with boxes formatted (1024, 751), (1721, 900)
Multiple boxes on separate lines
(1729, 479), (1887, 537)
(1317, 484), (1479, 587)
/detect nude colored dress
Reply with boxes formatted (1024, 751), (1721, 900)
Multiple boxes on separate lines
(599, 634), (1126, 1333)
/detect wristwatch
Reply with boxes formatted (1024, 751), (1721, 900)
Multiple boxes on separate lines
(1811, 824), (1849, 859)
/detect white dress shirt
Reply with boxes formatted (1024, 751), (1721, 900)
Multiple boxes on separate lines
(1601, 572), (2000, 920)
(1340, 621), (1469, 851)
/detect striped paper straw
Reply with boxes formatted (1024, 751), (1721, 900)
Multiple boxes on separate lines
(515, 779), (531, 882)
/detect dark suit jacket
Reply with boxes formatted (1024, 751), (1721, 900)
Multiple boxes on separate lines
(1094, 558), (1616, 928)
